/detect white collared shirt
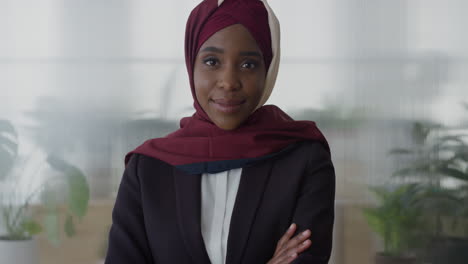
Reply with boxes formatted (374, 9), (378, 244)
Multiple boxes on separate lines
(201, 168), (242, 264)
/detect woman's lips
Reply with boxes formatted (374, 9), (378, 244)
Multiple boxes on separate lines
(211, 98), (245, 114)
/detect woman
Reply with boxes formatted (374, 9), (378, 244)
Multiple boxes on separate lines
(105, 0), (335, 263)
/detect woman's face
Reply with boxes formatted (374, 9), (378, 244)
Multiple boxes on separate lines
(194, 24), (266, 130)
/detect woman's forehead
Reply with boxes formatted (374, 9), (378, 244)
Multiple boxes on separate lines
(198, 24), (262, 53)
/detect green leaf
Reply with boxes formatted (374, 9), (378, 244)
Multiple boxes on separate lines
(363, 184), (427, 255)
(66, 167), (90, 218)
(438, 167), (468, 182)
(453, 147), (468, 162)
(44, 211), (60, 247)
(411, 122), (431, 145)
(363, 208), (388, 237)
(64, 214), (76, 237)
(46, 155), (90, 219)
(368, 186), (391, 203)
(0, 119), (18, 180)
(436, 135), (466, 144)
(22, 219), (43, 236)
(392, 165), (431, 177)
(41, 186), (59, 211)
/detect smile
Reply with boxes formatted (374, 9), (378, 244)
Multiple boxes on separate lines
(211, 98), (246, 114)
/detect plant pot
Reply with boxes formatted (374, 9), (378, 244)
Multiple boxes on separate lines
(0, 237), (39, 264)
(375, 253), (417, 264)
(424, 237), (468, 264)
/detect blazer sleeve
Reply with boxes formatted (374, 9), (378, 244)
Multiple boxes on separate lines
(105, 154), (155, 264)
(291, 143), (336, 264)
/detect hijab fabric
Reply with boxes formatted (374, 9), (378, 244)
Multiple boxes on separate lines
(125, 0), (330, 174)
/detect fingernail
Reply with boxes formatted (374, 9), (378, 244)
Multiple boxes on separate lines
(289, 223), (295, 230)
(290, 252), (297, 258)
(302, 229), (310, 236)
(302, 239), (310, 245)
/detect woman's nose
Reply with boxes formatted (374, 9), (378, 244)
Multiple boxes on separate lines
(218, 66), (241, 91)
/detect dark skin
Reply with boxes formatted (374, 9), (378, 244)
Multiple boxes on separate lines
(194, 24), (265, 130)
(193, 24), (311, 263)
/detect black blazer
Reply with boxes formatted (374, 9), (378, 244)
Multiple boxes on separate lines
(105, 141), (335, 264)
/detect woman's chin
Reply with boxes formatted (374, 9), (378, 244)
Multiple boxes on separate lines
(213, 119), (243, 131)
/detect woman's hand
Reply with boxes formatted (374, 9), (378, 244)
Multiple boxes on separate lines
(267, 223), (312, 264)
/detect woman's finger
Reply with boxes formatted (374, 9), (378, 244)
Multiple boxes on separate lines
(274, 251), (298, 264)
(275, 223), (296, 251)
(270, 225), (313, 264)
(278, 239), (311, 264)
(276, 229), (311, 257)
(295, 239), (312, 254)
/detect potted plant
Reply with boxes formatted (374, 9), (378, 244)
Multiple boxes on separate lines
(363, 183), (426, 264)
(390, 120), (468, 263)
(0, 119), (90, 264)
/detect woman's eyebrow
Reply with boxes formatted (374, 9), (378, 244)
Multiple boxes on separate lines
(239, 51), (261, 57)
(200, 47), (261, 57)
(200, 46), (224, 53)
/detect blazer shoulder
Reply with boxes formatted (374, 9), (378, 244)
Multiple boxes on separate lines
(294, 140), (331, 160)
(132, 153), (174, 167)
(126, 153), (176, 179)
(294, 140), (334, 172)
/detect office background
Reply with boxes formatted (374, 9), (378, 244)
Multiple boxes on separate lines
(1, 0), (468, 263)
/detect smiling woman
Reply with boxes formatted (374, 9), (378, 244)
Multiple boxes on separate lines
(194, 24), (266, 130)
(105, 1), (335, 264)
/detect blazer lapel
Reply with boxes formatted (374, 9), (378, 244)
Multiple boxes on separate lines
(173, 167), (211, 264)
(226, 160), (273, 264)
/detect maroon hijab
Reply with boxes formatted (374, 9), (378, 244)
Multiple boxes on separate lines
(125, 0), (330, 174)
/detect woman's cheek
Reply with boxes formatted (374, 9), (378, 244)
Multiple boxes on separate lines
(197, 76), (216, 96)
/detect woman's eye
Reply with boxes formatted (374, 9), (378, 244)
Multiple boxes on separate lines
(203, 58), (219, 67)
(241, 61), (257, 69)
